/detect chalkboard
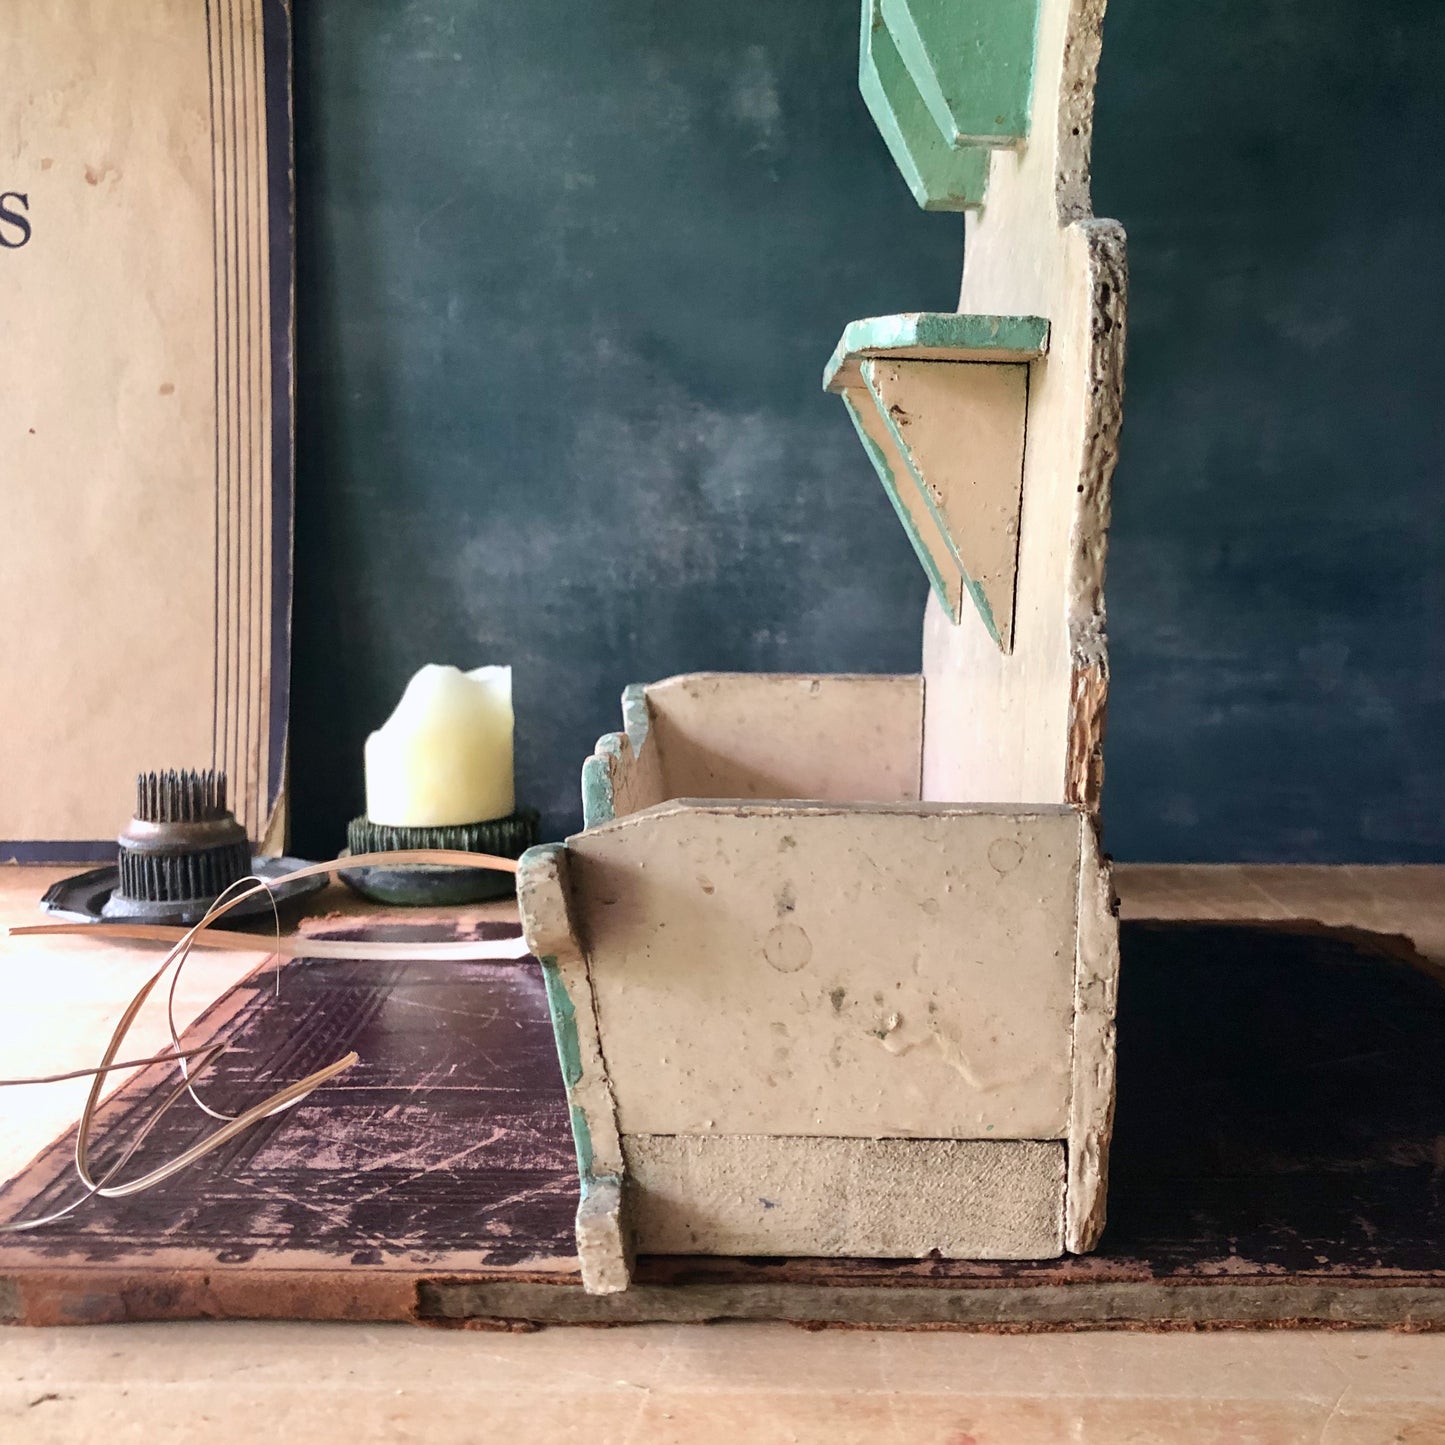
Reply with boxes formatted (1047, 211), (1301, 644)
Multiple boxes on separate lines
(1093, 0), (1444, 861)
(289, 0), (1443, 863)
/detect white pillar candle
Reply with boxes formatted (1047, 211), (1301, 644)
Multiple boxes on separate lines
(364, 664), (515, 827)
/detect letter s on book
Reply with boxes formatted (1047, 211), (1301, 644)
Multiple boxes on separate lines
(0, 193), (32, 249)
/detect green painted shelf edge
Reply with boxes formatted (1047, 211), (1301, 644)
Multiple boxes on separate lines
(823, 312), (1049, 393)
(861, 0), (991, 212)
(879, 0), (1040, 149)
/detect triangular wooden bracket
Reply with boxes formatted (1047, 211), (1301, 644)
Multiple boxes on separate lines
(825, 313), (1048, 653)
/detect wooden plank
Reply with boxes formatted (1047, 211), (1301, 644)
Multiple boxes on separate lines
(567, 802), (1082, 1141)
(879, 0), (1040, 148)
(623, 1134), (1065, 1260)
(859, 0), (991, 211)
(517, 844), (627, 1291)
(643, 673), (925, 807)
(4, 868), (1445, 1329)
(919, 0), (1125, 808)
(421, 1276), (1445, 1332)
(1066, 819), (1118, 1250)
(824, 311), (1049, 393)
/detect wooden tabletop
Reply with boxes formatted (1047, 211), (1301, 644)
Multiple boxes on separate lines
(3, 861), (1445, 1442)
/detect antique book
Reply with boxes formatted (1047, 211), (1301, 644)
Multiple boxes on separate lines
(1, 0), (294, 859)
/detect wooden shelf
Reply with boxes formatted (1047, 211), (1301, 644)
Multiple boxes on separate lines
(826, 312), (1048, 650)
(860, 0), (1040, 211)
(824, 311), (1048, 392)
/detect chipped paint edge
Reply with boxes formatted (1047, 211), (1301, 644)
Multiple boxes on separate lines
(879, 0), (1041, 148)
(860, 0), (991, 212)
(1065, 814), (1119, 1250)
(517, 842), (632, 1291)
(824, 311), (1049, 394)
(842, 390), (961, 622)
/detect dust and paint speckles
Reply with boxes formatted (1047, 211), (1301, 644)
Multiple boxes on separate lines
(775, 880), (796, 915)
(828, 985), (847, 1013)
(779, 835), (797, 851)
(988, 837), (1025, 874)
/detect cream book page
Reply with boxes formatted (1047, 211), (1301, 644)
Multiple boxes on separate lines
(0, 0), (293, 858)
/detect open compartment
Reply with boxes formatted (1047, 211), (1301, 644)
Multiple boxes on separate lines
(519, 672), (1116, 1294)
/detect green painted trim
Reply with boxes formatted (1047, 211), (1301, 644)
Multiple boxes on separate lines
(860, 0), (990, 212)
(879, 0), (1039, 148)
(579, 1170), (621, 1211)
(539, 956), (583, 1091)
(823, 311), (1049, 392)
(862, 362), (1003, 646)
(581, 750), (615, 829)
(620, 683), (650, 754)
(842, 392), (960, 624)
(539, 950), (596, 1181)
(569, 1106), (595, 1179)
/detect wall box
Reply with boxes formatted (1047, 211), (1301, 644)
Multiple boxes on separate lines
(519, 0), (1127, 1295)
(0, 0), (295, 860)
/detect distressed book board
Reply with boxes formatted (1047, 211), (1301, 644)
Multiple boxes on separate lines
(0, 0), (295, 858)
(2, 916), (1444, 1330)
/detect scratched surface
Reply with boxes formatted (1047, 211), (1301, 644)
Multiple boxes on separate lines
(1, 920), (1442, 1321)
(0, 920), (579, 1273)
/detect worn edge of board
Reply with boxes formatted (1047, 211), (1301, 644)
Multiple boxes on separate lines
(1064, 815), (1118, 1249)
(878, 0), (1041, 149)
(517, 843), (629, 1293)
(823, 311), (1050, 394)
(860, 0), (992, 211)
(417, 1276), (1445, 1332)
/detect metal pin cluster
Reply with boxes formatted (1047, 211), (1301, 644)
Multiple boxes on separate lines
(134, 769), (229, 824)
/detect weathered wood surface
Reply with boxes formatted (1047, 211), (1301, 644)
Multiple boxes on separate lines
(920, 0), (1125, 808)
(842, 390), (967, 623)
(624, 1134), (1065, 1259)
(4, 863), (1444, 1329)
(566, 802), (1084, 1143)
(823, 312), (1049, 392)
(1066, 817), (1118, 1250)
(583, 674), (925, 828)
(864, 357), (1029, 649)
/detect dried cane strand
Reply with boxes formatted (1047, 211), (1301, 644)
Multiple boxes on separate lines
(0, 848), (522, 1229)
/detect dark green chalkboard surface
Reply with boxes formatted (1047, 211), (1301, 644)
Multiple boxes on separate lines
(290, 0), (1443, 863)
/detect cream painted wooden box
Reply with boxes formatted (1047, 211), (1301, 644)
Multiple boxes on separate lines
(518, 0), (1126, 1295)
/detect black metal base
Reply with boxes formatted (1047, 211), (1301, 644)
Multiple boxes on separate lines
(42, 856), (328, 927)
(337, 808), (540, 906)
